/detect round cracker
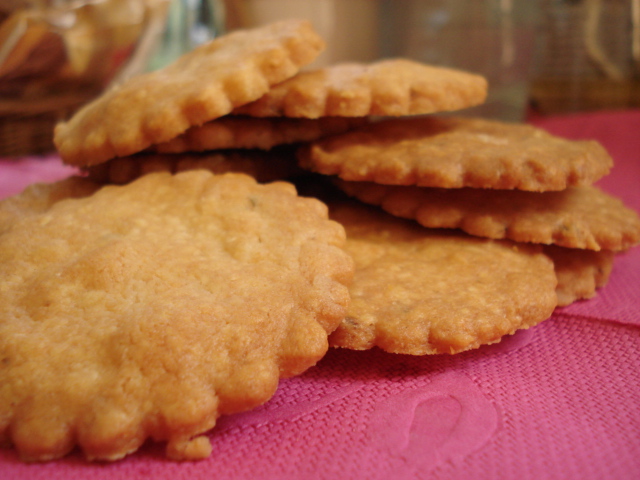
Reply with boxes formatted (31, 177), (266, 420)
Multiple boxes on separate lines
(54, 19), (325, 167)
(299, 116), (613, 191)
(543, 245), (615, 306)
(86, 148), (305, 185)
(337, 181), (640, 251)
(327, 200), (557, 355)
(0, 176), (100, 233)
(153, 115), (368, 153)
(0, 171), (353, 462)
(234, 59), (488, 118)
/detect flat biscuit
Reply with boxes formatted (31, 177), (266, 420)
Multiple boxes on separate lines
(337, 180), (640, 251)
(327, 200), (557, 355)
(54, 19), (325, 167)
(293, 176), (616, 309)
(543, 245), (615, 306)
(233, 59), (488, 118)
(0, 176), (100, 233)
(86, 147), (305, 185)
(298, 116), (612, 191)
(153, 116), (368, 153)
(0, 171), (353, 462)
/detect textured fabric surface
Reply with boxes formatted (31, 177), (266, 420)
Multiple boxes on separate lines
(1, 110), (639, 479)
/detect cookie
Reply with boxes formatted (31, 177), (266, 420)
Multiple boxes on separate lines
(234, 59), (488, 118)
(337, 180), (640, 251)
(86, 147), (305, 185)
(0, 176), (100, 233)
(153, 115), (368, 153)
(0, 170), (353, 462)
(54, 19), (325, 167)
(543, 245), (615, 306)
(327, 200), (557, 355)
(298, 116), (612, 191)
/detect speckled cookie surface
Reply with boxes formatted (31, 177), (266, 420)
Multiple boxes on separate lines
(327, 200), (557, 355)
(0, 176), (100, 232)
(299, 116), (612, 191)
(234, 59), (487, 118)
(0, 171), (353, 462)
(337, 181), (640, 251)
(54, 19), (325, 167)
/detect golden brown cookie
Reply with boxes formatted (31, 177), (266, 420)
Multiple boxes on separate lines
(0, 170), (353, 462)
(54, 19), (325, 167)
(86, 147), (305, 185)
(0, 176), (100, 233)
(543, 245), (615, 306)
(298, 116), (612, 191)
(153, 115), (368, 153)
(234, 59), (488, 118)
(337, 180), (640, 251)
(327, 200), (557, 355)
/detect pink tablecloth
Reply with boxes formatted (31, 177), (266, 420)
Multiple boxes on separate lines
(1, 110), (639, 480)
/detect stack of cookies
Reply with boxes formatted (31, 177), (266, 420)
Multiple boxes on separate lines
(1, 19), (639, 463)
(299, 117), (639, 354)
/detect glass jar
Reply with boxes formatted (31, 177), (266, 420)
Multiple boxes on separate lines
(529, 0), (640, 115)
(0, 0), (170, 156)
(219, 0), (541, 121)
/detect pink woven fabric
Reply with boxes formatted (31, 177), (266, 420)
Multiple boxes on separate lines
(1, 110), (639, 479)
(0, 154), (78, 197)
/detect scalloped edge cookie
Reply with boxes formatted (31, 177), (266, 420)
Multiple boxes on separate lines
(336, 180), (640, 251)
(85, 147), (305, 185)
(543, 245), (615, 306)
(0, 171), (353, 462)
(234, 59), (488, 118)
(153, 116), (368, 153)
(327, 200), (557, 355)
(298, 116), (612, 191)
(54, 19), (325, 167)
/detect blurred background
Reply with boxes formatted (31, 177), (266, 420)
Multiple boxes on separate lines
(1, 0), (638, 155)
